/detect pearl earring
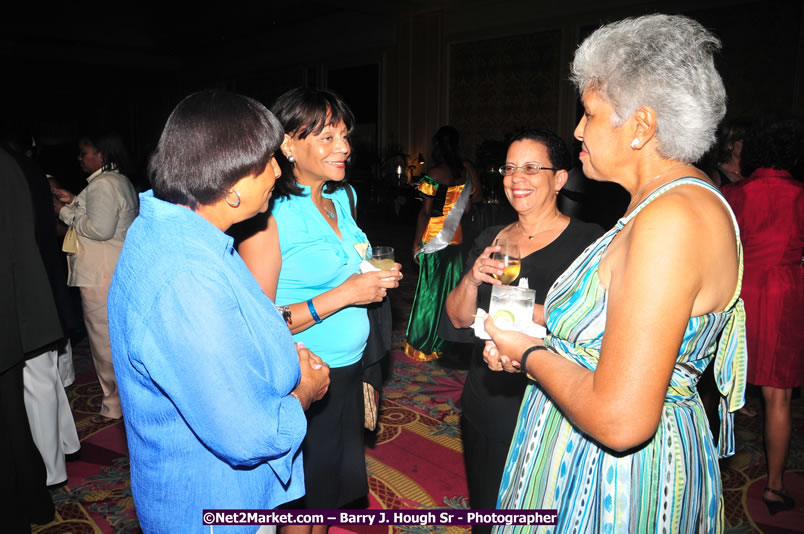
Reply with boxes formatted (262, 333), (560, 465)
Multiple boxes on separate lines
(288, 155), (295, 163)
(630, 139), (640, 149)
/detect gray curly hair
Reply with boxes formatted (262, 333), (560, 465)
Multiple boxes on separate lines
(570, 14), (727, 163)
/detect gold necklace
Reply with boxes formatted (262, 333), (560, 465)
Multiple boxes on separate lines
(626, 163), (693, 213)
(516, 211), (561, 240)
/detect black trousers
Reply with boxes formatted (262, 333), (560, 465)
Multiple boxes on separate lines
(461, 413), (512, 534)
(0, 361), (54, 532)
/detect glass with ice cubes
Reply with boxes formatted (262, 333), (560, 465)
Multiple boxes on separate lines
(489, 284), (536, 331)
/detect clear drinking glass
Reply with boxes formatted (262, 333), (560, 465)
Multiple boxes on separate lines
(489, 285), (536, 331)
(491, 239), (521, 285)
(368, 246), (395, 270)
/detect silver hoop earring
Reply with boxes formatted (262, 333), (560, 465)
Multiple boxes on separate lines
(288, 155), (295, 164)
(630, 138), (640, 149)
(226, 190), (241, 208)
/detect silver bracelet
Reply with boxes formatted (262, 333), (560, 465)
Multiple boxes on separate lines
(278, 305), (292, 324)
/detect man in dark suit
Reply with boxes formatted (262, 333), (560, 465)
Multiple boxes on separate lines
(0, 147), (63, 531)
(3, 137), (81, 487)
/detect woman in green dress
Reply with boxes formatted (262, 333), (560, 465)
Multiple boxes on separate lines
(404, 126), (481, 361)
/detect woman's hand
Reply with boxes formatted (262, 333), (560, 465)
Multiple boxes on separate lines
(51, 186), (75, 205)
(52, 196), (66, 215)
(482, 315), (543, 373)
(292, 343), (330, 410)
(467, 244), (504, 287)
(444, 245), (504, 329)
(532, 304), (546, 326)
(343, 264), (403, 306)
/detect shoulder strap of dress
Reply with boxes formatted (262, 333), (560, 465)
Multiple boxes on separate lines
(620, 177), (743, 307)
(621, 177), (728, 224)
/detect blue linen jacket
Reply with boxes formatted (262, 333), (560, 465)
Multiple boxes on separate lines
(108, 191), (305, 533)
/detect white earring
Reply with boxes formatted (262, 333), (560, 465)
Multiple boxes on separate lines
(630, 138), (640, 149)
(288, 155), (295, 163)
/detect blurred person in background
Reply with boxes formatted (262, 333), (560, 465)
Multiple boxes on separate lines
(709, 118), (751, 187)
(722, 114), (804, 515)
(404, 125), (481, 361)
(51, 129), (138, 424)
(1, 146), (62, 531)
(2, 131), (80, 488)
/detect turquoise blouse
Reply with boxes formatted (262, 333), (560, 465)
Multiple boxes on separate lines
(273, 185), (369, 368)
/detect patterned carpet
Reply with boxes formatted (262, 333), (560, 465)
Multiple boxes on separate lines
(31, 220), (804, 533)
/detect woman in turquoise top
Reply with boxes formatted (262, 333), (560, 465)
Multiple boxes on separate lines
(480, 15), (747, 533)
(239, 88), (402, 533)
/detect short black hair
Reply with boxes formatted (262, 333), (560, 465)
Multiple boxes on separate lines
(715, 118), (751, 165)
(506, 128), (572, 171)
(740, 113), (803, 175)
(148, 90), (283, 210)
(270, 87), (355, 199)
(81, 129), (133, 177)
(431, 126), (464, 178)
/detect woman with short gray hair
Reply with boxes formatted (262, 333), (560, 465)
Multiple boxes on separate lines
(482, 14), (747, 532)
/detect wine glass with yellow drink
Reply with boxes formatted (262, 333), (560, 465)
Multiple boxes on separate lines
(491, 240), (521, 285)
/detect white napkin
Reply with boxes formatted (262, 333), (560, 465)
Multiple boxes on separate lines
(473, 308), (547, 340)
(360, 260), (379, 273)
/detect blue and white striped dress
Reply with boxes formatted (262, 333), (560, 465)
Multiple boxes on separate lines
(494, 178), (747, 533)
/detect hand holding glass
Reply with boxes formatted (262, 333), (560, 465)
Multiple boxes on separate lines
(491, 240), (521, 285)
(368, 246), (395, 270)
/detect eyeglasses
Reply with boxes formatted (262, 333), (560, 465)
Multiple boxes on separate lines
(498, 163), (557, 176)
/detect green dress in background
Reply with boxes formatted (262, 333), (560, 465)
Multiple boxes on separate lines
(403, 175), (470, 361)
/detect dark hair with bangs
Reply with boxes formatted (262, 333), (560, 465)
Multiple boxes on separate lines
(148, 90), (283, 210)
(506, 128), (572, 172)
(270, 87), (355, 199)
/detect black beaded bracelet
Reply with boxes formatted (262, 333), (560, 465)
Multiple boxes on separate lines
(520, 345), (549, 375)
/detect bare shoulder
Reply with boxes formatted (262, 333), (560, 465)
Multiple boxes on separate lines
(237, 214), (279, 255)
(426, 164), (457, 185)
(635, 182), (734, 239)
(626, 182), (738, 313)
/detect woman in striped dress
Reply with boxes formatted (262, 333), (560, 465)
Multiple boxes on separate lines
(480, 14), (747, 533)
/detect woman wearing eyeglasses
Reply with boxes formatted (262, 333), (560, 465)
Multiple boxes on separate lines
(404, 126), (482, 361)
(444, 129), (602, 526)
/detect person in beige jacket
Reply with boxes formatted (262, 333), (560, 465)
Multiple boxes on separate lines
(53, 130), (138, 423)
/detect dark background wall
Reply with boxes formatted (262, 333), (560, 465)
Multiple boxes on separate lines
(3, 0), (802, 222)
